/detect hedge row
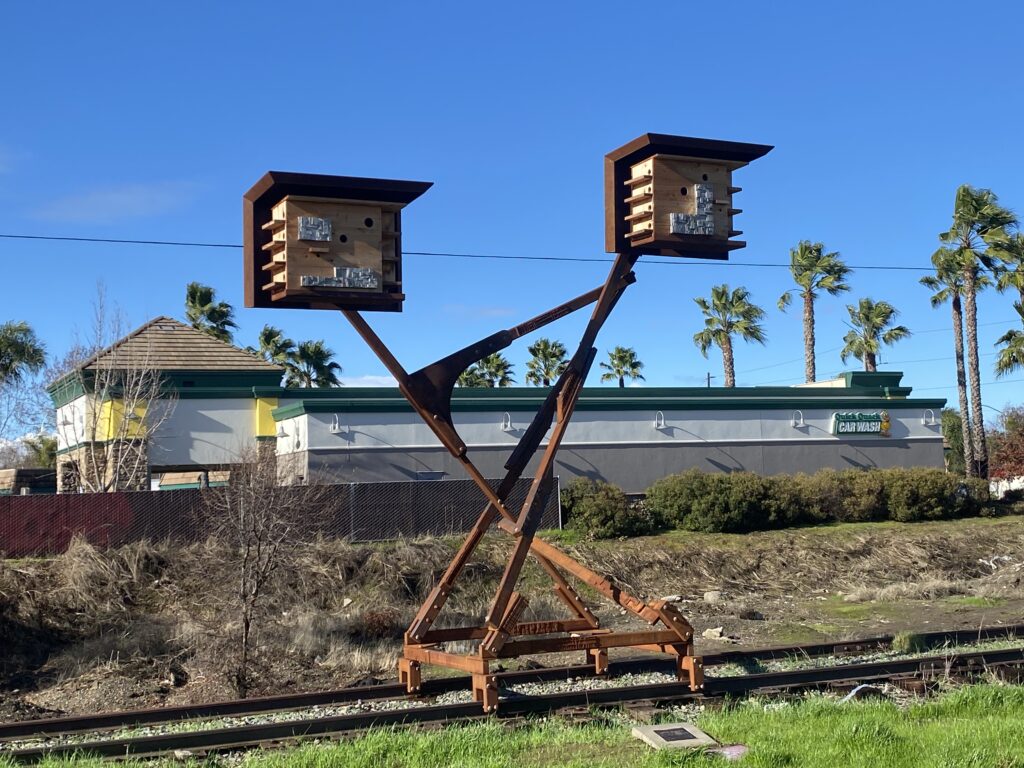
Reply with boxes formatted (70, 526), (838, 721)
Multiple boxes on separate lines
(560, 468), (993, 539)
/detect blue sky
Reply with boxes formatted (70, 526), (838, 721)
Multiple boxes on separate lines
(2, 1), (1023, 414)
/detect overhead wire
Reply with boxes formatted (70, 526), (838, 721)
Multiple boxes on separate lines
(0, 232), (939, 271)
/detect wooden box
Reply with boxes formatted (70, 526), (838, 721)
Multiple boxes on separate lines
(605, 134), (773, 259)
(243, 172), (432, 311)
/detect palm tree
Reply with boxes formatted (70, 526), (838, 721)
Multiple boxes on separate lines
(920, 252), (990, 476)
(250, 325), (296, 366)
(525, 338), (567, 386)
(456, 367), (487, 387)
(474, 353), (515, 387)
(995, 302), (1024, 377)
(185, 282), (238, 343)
(840, 298), (910, 372)
(995, 233), (1024, 305)
(936, 185), (1017, 478)
(778, 241), (851, 383)
(599, 346), (645, 388)
(285, 340), (342, 388)
(0, 320), (45, 386)
(693, 285), (767, 387)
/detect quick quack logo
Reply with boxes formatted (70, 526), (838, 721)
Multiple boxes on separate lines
(831, 411), (891, 437)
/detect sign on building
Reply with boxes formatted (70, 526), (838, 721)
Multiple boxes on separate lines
(831, 411), (891, 437)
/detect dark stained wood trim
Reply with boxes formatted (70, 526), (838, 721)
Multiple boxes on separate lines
(243, 172), (432, 311)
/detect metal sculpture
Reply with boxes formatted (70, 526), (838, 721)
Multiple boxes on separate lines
(242, 133), (772, 711)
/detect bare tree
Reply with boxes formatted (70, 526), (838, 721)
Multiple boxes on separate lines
(201, 451), (333, 696)
(54, 291), (175, 492)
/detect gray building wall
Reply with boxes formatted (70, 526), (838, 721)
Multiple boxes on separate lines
(295, 438), (943, 493)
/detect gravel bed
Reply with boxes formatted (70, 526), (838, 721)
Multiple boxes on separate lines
(3, 637), (1017, 754)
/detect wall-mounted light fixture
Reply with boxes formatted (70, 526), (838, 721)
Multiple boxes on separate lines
(791, 410), (805, 428)
(329, 414), (346, 434)
(921, 409), (937, 426)
(653, 411), (666, 429)
(500, 412), (514, 432)
(276, 425), (288, 439)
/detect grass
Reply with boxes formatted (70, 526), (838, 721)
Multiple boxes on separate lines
(10, 684), (1024, 768)
(943, 596), (1008, 608)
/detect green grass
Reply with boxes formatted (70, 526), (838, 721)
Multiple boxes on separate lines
(943, 596), (1007, 608)
(695, 684), (1024, 767)
(12, 684), (1024, 768)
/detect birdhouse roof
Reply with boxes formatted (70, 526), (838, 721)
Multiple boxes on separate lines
(605, 133), (774, 167)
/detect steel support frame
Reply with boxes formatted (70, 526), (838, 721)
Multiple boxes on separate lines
(341, 253), (701, 710)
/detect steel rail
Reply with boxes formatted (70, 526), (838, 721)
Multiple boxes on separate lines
(5, 644), (1024, 762)
(1, 622), (1021, 743)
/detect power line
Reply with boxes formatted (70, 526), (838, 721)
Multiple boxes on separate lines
(0, 232), (938, 272)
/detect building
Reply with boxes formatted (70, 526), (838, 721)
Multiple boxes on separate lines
(273, 373), (945, 492)
(50, 317), (283, 492)
(49, 317), (946, 494)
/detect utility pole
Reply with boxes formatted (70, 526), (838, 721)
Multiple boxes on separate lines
(706, 372), (716, 388)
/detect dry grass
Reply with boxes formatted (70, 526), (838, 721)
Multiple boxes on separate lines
(3, 516), (1023, 709)
(567, 518), (1024, 601)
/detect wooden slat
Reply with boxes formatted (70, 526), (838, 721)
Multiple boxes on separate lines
(624, 174), (653, 186)
(624, 191), (653, 204)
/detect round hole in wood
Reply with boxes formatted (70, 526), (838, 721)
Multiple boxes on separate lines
(680, 187), (688, 196)
(702, 174), (709, 181)
(338, 234), (348, 243)
(364, 217), (375, 228)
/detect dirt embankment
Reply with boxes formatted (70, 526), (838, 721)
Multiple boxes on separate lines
(1, 516), (1022, 718)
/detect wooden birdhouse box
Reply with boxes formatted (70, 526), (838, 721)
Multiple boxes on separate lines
(243, 172), (432, 311)
(605, 134), (773, 259)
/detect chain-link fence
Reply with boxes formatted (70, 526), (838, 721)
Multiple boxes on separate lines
(0, 478), (561, 557)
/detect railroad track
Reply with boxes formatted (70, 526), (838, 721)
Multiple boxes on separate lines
(3, 623), (1023, 762)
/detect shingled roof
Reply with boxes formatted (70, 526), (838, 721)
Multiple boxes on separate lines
(79, 316), (283, 373)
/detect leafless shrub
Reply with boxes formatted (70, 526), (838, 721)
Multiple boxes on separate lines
(54, 291), (176, 492)
(200, 451), (337, 696)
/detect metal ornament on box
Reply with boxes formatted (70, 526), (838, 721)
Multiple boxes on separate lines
(241, 133), (771, 712)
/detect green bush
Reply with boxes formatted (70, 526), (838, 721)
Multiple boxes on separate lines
(641, 466), (993, 535)
(563, 478), (660, 539)
(839, 469), (888, 522)
(884, 468), (955, 521)
(645, 469), (715, 528)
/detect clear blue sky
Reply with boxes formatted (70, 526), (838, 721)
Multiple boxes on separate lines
(2, 1), (1023, 414)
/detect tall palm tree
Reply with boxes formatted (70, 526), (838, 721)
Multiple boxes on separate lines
(995, 302), (1024, 377)
(920, 253), (990, 476)
(840, 298), (910, 372)
(0, 320), (45, 386)
(250, 325), (296, 366)
(525, 338), (567, 386)
(778, 241), (851, 383)
(693, 285), (767, 387)
(185, 282), (238, 343)
(937, 185), (1017, 478)
(474, 353), (515, 387)
(285, 340), (342, 388)
(599, 346), (645, 388)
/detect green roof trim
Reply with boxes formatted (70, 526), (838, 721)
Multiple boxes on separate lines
(270, 377), (945, 420)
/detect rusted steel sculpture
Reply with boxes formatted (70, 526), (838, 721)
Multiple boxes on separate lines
(242, 134), (772, 711)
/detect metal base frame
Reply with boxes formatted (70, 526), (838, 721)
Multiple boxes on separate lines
(341, 253), (701, 711)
